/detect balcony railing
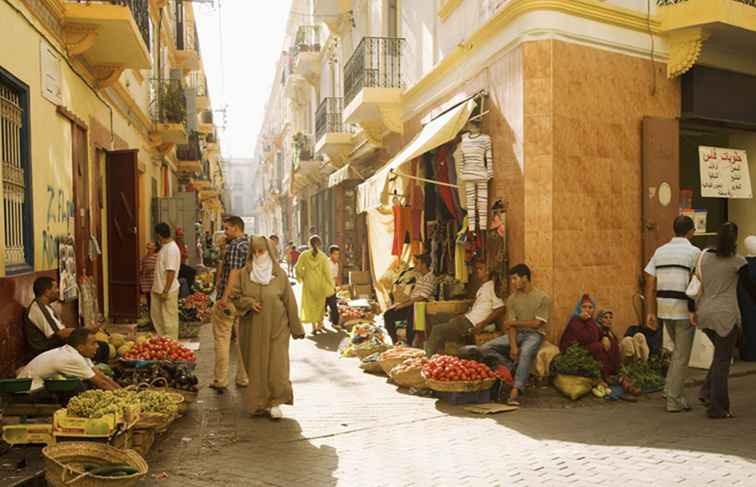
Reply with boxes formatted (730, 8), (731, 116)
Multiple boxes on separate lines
(344, 37), (406, 108)
(70, 0), (151, 49)
(316, 97), (348, 141)
(150, 78), (187, 124)
(291, 25), (321, 58)
(293, 133), (314, 170)
(177, 133), (201, 161)
(187, 72), (208, 97)
(657, 0), (755, 5)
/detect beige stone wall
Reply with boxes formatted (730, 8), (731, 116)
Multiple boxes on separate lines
(524, 40), (681, 342)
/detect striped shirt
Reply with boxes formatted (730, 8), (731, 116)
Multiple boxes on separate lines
(411, 271), (436, 300)
(459, 133), (493, 180)
(644, 237), (701, 320)
(217, 235), (249, 298)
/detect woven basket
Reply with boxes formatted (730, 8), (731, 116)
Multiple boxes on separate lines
(43, 442), (148, 487)
(354, 345), (388, 359)
(378, 348), (426, 375)
(134, 412), (176, 432)
(389, 366), (427, 389)
(359, 361), (384, 374)
(425, 377), (497, 392)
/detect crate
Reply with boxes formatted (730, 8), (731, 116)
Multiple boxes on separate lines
(434, 389), (492, 405)
(52, 404), (140, 438)
(2, 423), (55, 446)
(349, 271), (370, 285)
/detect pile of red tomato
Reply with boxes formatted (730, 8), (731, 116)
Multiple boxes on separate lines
(422, 355), (496, 382)
(122, 337), (197, 362)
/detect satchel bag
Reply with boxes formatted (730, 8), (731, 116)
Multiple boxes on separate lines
(685, 249), (707, 299)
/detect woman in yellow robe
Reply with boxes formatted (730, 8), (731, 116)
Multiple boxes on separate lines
(295, 235), (334, 334)
(229, 236), (305, 419)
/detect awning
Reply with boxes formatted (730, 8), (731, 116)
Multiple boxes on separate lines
(356, 99), (475, 212)
(328, 164), (363, 188)
(291, 159), (321, 194)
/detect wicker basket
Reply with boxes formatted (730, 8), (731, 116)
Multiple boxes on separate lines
(354, 345), (389, 359)
(43, 442), (148, 487)
(378, 348), (426, 375)
(359, 361), (384, 374)
(134, 412), (176, 432)
(425, 377), (497, 392)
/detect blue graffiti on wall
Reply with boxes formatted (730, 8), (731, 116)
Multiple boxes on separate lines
(41, 184), (74, 266)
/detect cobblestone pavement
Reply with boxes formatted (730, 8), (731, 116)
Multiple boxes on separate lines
(146, 319), (756, 487)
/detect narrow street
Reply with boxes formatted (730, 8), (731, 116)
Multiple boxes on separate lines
(148, 290), (756, 487)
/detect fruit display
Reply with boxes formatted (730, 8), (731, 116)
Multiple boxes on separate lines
(114, 362), (199, 393)
(121, 337), (197, 362)
(338, 323), (388, 358)
(67, 390), (137, 419)
(193, 271), (216, 295)
(421, 355), (497, 382)
(389, 356), (429, 389)
(338, 303), (373, 322)
(179, 292), (213, 323)
(551, 345), (602, 379)
(95, 331), (155, 359)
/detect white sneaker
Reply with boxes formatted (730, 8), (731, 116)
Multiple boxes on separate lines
(269, 406), (283, 419)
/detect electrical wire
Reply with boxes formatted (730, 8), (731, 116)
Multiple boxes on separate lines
(2, 0), (115, 143)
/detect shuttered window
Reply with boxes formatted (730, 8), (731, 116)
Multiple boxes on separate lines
(0, 76), (31, 270)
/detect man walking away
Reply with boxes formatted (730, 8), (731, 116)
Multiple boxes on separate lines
(326, 245), (342, 327)
(152, 223), (181, 340)
(210, 216), (250, 393)
(644, 215), (701, 412)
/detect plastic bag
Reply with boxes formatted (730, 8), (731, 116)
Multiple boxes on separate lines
(553, 374), (595, 401)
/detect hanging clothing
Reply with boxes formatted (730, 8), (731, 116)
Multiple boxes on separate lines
(459, 133), (493, 231)
(423, 153), (438, 222)
(407, 158), (425, 255)
(295, 249), (334, 324)
(435, 144), (463, 220)
(455, 217), (470, 283)
(487, 205), (507, 271)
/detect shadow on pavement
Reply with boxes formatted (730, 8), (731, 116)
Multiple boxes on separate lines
(306, 328), (348, 352)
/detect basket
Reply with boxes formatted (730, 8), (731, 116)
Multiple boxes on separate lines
(425, 377), (497, 392)
(389, 366), (427, 389)
(354, 345), (389, 359)
(44, 378), (84, 393)
(359, 361), (384, 374)
(42, 442), (148, 487)
(378, 348), (426, 375)
(134, 412), (176, 432)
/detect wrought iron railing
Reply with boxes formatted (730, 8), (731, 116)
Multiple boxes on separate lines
(291, 25), (321, 59)
(657, 0), (755, 5)
(177, 133), (201, 161)
(150, 78), (187, 124)
(187, 72), (208, 97)
(316, 97), (351, 141)
(293, 133), (314, 170)
(72, 1), (150, 49)
(344, 37), (406, 108)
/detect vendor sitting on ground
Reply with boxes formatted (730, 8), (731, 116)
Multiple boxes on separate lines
(17, 328), (120, 392)
(560, 294), (621, 383)
(479, 264), (552, 406)
(597, 308), (650, 363)
(383, 253), (435, 347)
(425, 260), (505, 356)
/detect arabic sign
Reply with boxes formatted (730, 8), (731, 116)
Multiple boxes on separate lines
(699, 146), (752, 199)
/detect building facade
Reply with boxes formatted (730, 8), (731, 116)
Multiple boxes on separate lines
(224, 157), (259, 218)
(253, 0), (756, 343)
(0, 0), (224, 376)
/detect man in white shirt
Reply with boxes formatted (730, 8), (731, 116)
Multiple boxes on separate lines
(644, 215), (701, 412)
(24, 277), (74, 357)
(152, 222), (181, 339)
(18, 328), (120, 392)
(425, 260), (505, 356)
(325, 245), (341, 326)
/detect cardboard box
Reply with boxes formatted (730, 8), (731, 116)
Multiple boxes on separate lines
(349, 271), (371, 285)
(352, 285), (372, 298)
(52, 403), (140, 438)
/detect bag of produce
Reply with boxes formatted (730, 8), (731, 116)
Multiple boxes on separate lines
(553, 374), (595, 401)
(389, 357), (429, 389)
(378, 347), (425, 375)
(551, 345), (601, 379)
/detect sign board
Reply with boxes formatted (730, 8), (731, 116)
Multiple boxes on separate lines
(698, 146), (752, 199)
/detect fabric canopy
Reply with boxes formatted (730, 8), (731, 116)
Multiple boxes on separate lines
(356, 99), (476, 212)
(328, 164), (362, 188)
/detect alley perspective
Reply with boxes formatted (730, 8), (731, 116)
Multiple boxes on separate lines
(2, 0), (756, 486)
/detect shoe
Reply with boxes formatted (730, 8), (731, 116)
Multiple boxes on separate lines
(269, 406), (283, 420)
(236, 381), (249, 388)
(209, 383), (226, 395)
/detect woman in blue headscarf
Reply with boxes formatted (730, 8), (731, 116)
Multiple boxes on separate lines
(560, 294), (620, 381)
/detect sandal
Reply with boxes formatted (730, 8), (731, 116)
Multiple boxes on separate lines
(506, 397), (521, 406)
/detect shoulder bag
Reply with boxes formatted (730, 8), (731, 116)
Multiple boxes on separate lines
(685, 249), (707, 299)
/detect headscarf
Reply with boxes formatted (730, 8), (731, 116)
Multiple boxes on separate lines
(746, 235), (756, 257)
(309, 234), (322, 256)
(573, 294), (596, 319)
(595, 308), (613, 329)
(248, 235), (280, 285)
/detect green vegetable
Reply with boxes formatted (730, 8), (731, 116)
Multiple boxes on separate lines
(90, 464), (138, 477)
(620, 360), (664, 391)
(552, 345), (602, 379)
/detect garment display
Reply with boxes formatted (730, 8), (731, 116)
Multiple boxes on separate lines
(459, 131), (493, 231)
(487, 200), (507, 271)
(435, 143), (463, 220)
(408, 158), (425, 255)
(455, 217), (470, 284)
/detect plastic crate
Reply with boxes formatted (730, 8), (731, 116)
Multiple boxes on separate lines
(434, 388), (492, 405)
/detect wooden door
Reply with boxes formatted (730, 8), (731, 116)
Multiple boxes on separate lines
(642, 117), (680, 265)
(106, 150), (140, 320)
(72, 125), (90, 277)
(92, 149), (105, 313)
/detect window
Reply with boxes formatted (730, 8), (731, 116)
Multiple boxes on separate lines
(1, 69), (32, 272)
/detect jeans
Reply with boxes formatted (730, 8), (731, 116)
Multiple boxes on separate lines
(700, 327), (738, 418)
(480, 330), (543, 390)
(663, 319), (695, 411)
(383, 306), (414, 345)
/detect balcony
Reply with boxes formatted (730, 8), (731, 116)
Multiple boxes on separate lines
(283, 54), (309, 102)
(149, 78), (188, 148)
(291, 133), (320, 194)
(198, 110), (214, 135)
(63, 0), (151, 85)
(315, 97), (354, 167)
(343, 37), (406, 141)
(291, 25), (322, 82)
(177, 133), (201, 161)
(176, 21), (201, 72)
(188, 72), (210, 111)
(314, 0), (351, 30)
(658, 0), (756, 78)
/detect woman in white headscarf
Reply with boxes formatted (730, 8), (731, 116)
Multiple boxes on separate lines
(229, 235), (305, 419)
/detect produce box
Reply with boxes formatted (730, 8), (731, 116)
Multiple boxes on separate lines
(2, 423), (55, 446)
(52, 404), (140, 438)
(434, 389), (492, 405)
(349, 271), (370, 285)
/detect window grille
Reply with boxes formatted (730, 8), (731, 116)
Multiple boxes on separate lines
(0, 81), (27, 267)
